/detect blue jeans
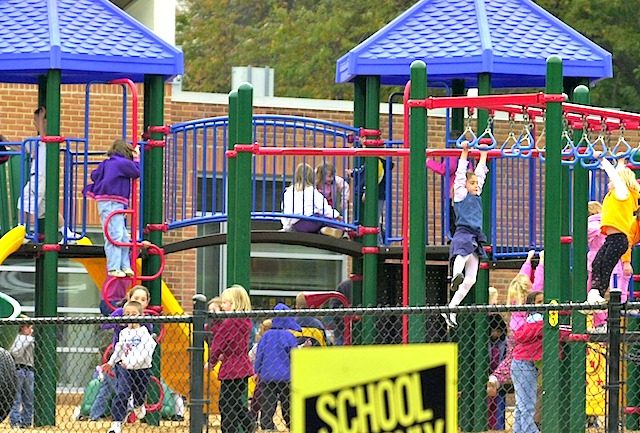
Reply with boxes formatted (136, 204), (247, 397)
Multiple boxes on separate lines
(511, 359), (539, 433)
(111, 367), (151, 422)
(10, 367), (34, 427)
(90, 371), (117, 420)
(98, 201), (131, 272)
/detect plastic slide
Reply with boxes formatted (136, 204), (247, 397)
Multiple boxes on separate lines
(73, 237), (199, 398)
(0, 225), (25, 266)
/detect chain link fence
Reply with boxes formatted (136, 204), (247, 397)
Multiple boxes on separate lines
(2, 297), (640, 432)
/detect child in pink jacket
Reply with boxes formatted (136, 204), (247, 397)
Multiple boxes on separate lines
(588, 201), (631, 329)
(487, 250), (544, 396)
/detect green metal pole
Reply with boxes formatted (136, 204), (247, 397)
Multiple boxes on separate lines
(234, 83), (253, 292)
(542, 55), (563, 433)
(408, 62), (427, 343)
(570, 85), (589, 433)
(361, 75), (380, 344)
(143, 74), (165, 426)
(471, 72), (491, 432)
(34, 69), (60, 426)
(451, 80), (465, 140)
(226, 91), (238, 288)
(351, 76), (366, 344)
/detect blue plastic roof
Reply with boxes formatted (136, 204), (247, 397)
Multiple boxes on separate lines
(0, 0), (183, 84)
(336, 0), (612, 88)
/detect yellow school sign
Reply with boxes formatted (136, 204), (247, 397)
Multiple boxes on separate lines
(291, 343), (457, 433)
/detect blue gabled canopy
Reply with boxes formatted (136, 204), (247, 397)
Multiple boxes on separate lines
(336, 0), (612, 88)
(0, 0), (183, 84)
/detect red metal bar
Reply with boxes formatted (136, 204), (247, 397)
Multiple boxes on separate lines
(402, 81), (411, 344)
(110, 78), (140, 283)
(479, 262), (490, 270)
(41, 135), (66, 143)
(625, 407), (640, 415)
(360, 128), (381, 137)
(568, 333), (590, 342)
(361, 246), (379, 255)
(144, 223), (169, 235)
(148, 125), (171, 136)
(234, 143), (410, 157)
(226, 150), (237, 158)
(408, 93), (565, 110)
(357, 226), (380, 236)
(360, 138), (385, 147)
(41, 244), (61, 252)
(633, 275), (640, 282)
(563, 102), (640, 125)
(560, 236), (573, 244)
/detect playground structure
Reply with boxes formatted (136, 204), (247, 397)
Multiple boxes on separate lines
(3, 0), (640, 432)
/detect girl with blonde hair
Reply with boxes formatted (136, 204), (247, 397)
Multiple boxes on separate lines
(587, 156), (640, 303)
(209, 285), (255, 433)
(487, 250), (544, 397)
(281, 162), (342, 236)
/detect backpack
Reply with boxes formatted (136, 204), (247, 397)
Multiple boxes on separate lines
(292, 327), (327, 347)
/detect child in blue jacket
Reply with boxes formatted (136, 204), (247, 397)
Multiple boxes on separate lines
(254, 303), (301, 430)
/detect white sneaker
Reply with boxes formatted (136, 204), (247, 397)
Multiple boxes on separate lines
(122, 268), (134, 277)
(134, 405), (146, 420)
(60, 228), (81, 241)
(587, 289), (606, 304)
(441, 312), (458, 328)
(108, 421), (122, 433)
(107, 270), (126, 278)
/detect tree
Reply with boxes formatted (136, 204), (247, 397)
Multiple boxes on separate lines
(177, 0), (640, 109)
(535, 0), (640, 110)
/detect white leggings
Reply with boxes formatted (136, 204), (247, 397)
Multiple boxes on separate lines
(449, 253), (480, 308)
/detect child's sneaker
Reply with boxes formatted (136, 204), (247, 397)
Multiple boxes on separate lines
(134, 405), (146, 420)
(108, 270), (126, 278)
(60, 227), (81, 242)
(587, 289), (606, 304)
(122, 268), (135, 277)
(108, 421), (122, 433)
(450, 273), (463, 292)
(441, 312), (457, 328)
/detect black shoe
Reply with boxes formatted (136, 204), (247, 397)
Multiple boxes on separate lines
(450, 273), (463, 292)
(170, 415), (184, 422)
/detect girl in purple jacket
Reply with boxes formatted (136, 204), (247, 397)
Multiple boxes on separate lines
(85, 139), (140, 278)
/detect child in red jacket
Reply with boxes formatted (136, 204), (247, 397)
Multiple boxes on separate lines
(209, 285), (255, 433)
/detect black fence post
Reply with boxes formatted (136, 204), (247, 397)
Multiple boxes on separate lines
(607, 290), (622, 433)
(190, 294), (207, 433)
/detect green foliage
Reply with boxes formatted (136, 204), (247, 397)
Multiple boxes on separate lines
(178, 0), (640, 109)
(535, 0), (640, 110)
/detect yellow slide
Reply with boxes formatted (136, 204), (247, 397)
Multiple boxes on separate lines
(0, 225), (26, 265)
(74, 237), (215, 400)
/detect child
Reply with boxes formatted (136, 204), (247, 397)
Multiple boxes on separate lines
(281, 162), (342, 237)
(487, 313), (507, 430)
(103, 300), (157, 433)
(511, 291), (545, 433)
(89, 285), (151, 422)
(9, 321), (34, 428)
(426, 156), (465, 239)
(587, 156), (640, 304)
(249, 319), (272, 426)
(487, 250), (542, 396)
(255, 304), (301, 430)
(315, 163), (350, 214)
(442, 142), (489, 327)
(209, 285), (255, 433)
(588, 200), (632, 329)
(84, 138), (140, 278)
(18, 106), (78, 240)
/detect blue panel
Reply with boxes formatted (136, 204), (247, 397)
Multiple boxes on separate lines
(336, 0), (612, 87)
(0, 0), (183, 84)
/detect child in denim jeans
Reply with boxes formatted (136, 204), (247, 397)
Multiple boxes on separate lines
(9, 322), (34, 428)
(84, 138), (140, 278)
